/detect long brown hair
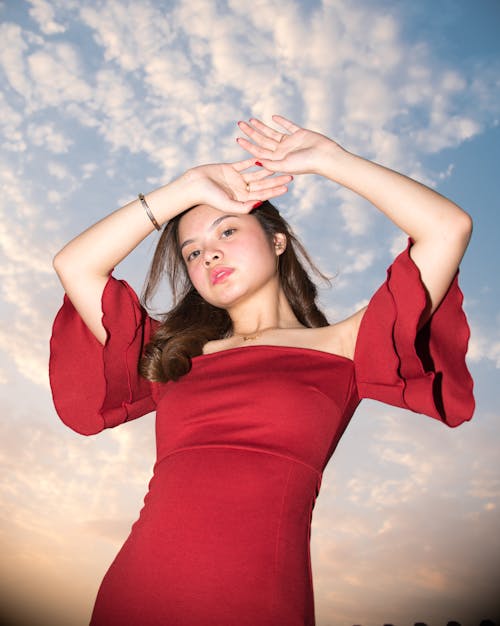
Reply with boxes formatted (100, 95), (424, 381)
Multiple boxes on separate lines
(139, 201), (329, 382)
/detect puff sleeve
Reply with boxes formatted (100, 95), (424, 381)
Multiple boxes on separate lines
(354, 241), (475, 426)
(49, 276), (158, 435)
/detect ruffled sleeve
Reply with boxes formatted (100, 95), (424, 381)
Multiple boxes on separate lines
(354, 241), (474, 427)
(49, 276), (158, 435)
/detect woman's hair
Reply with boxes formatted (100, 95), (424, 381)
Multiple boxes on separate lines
(139, 201), (329, 382)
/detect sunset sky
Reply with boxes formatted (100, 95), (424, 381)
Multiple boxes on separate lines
(1, 1), (499, 625)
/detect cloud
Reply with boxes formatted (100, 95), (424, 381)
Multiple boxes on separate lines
(340, 248), (376, 274)
(335, 188), (373, 236)
(27, 121), (73, 153)
(0, 91), (25, 153)
(310, 406), (500, 624)
(28, 0), (66, 35)
(0, 22), (38, 102)
(467, 322), (500, 368)
(28, 42), (92, 109)
(0, 156), (69, 387)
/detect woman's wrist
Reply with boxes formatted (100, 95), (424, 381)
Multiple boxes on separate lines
(314, 140), (352, 180)
(141, 174), (196, 227)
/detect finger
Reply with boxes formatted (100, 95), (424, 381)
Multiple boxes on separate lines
(223, 185), (289, 214)
(248, 157), (295, 174)
(271, 115), (301, 133)
(232, 157), (260, 172)
(253, 185), (290, 202)
(238, 185), (289, 208)
(246, 118), (283, 143)
(246, 174), (293, 190)
(236, 137), (274, 160)
(237, 121), (276, 151)
(245, 169), (284, 183)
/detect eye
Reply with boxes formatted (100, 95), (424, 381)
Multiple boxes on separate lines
(186, 249), (201, 262)
(221, 228), (236, 238)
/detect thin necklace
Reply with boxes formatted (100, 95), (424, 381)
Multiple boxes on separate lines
(234, 327), (277, 342)
(241, 332), (260, 341)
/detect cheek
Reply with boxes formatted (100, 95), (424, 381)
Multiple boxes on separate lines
(186, 263), (204, 289)
(245, 240), (276, 270)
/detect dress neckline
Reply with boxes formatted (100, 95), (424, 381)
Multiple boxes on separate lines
(193, 343), (354, 366)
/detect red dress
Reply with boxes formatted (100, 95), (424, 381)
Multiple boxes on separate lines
(49, 244), (474, 626)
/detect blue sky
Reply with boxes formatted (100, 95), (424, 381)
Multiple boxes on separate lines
(0, 1), (499, 625)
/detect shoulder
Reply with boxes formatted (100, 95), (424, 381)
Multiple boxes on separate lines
(311, 306), (367, 361)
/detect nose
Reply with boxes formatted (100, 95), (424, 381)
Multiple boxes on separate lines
(203, 250), (222, 267)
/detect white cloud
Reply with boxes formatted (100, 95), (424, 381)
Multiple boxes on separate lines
(336, 188), (372, 236)
(27, 122), (72, 153)
(0, 91), (25, 152)
(0, 158), (67, 387)
(28, 42), (92, 108)
(0, 22), (37, 102)
(341, 248), (376, 274)
(47, 161), (71, 180)
(80, 0), (174, 72)
(28, 0), (66, 35)
(81, 162), (98, 180)
(467, 323), (500, 368)
(415, 114), (482, 153)
(390, 231), (410, 257)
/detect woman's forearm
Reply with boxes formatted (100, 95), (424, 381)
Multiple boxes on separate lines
(318, 145), (472, 317)
(53, 175), (194, 344)
(318, 146), (472, 245)
(53, 175), (190, 280)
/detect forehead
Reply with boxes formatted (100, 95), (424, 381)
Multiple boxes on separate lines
(178, 204), (225, 237)
(178, 205), (257, 241)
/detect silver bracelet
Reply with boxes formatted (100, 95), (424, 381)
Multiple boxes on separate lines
(138, 193), (161, 231)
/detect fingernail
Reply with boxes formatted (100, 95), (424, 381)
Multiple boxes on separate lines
(255, 161), (263, 167)
(252, 201), (263, 209)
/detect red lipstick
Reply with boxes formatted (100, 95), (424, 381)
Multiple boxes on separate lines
(211, 266), (234, 285)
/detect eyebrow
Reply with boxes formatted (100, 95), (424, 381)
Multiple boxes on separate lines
(180, 214), (241, 251)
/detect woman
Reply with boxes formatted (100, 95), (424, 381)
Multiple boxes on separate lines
(50, 116), (474, 626)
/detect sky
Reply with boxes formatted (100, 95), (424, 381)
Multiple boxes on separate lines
(0, 0), (499, 625)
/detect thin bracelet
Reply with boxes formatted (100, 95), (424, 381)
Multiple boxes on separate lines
(138, 193), (161, 231)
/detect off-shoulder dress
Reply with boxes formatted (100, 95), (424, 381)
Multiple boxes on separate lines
(49, 243), (474, 626)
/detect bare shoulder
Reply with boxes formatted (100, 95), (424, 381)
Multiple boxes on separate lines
(311, 306), (367, 360)
(202, 307), (369, 358)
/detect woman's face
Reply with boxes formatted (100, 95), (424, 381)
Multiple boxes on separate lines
(177, 204), (285, 310)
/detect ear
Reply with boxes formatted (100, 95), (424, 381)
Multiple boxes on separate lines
(273, 233), (287, 256)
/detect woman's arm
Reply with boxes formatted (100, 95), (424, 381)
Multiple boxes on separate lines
(53, 159), (292, 344)
(236, 116), (472, 323)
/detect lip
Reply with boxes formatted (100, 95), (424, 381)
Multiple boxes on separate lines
(210, 266), (234, 285)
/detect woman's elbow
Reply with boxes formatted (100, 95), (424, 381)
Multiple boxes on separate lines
(447, 206), (473, 248)
(457, 210), (473, 248)
(52, 247), (71, 278)
(52, 246), (81, 282)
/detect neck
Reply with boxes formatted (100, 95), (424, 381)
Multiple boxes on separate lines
(229, 286), (302, 338)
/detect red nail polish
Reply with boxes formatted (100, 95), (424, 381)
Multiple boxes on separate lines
(255, 161), (263, 167)
(252, 201), (263, 209)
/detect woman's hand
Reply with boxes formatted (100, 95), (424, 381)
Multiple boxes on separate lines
(182, 157), (293, 213)
(236, 115), (346, 176)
